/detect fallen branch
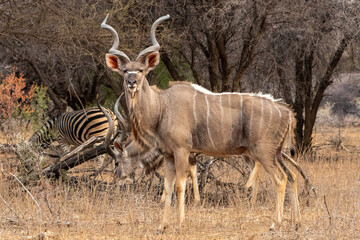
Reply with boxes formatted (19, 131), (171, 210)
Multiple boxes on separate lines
(59, 136), (104, 162)
(42, 144), (107, 179)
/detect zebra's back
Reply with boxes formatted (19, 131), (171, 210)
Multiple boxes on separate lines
(56, 107), (117, 147)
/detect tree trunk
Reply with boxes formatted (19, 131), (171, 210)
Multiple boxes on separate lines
(292, 36), (350, 152)
(161, 52), (184, 81)
(303, 36), (351, 150)
(303, 49), (315, 150)
(26, 58), (67, 112)
(293, 51), (305, 150)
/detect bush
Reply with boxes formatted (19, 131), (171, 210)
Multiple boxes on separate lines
(0, 67), (34, 120)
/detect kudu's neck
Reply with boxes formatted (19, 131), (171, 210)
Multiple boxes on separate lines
(126, 78), (161, 148)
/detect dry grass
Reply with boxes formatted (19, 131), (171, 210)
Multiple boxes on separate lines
(0, 125), (359, 239)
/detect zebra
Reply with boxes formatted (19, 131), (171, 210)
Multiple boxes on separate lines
(29, 106), (119, 167)
(29, 118), (58, 148)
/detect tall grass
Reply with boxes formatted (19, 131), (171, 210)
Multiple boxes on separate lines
(0, 126), (359, 239)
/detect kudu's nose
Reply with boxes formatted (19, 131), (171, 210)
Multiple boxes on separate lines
(128, 79), (136, 87)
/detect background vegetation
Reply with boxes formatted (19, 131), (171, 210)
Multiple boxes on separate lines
(0, 1), (359, 239)
(1, 0), (360, 150)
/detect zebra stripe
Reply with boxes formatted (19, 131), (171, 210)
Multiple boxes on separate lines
(29, 107), (117, 150)
(29, 118), (58, 148)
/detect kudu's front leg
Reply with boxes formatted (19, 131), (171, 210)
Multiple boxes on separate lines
(160, 154), (200, 204)
(158, 157), (175, 233)
(174, 148), (190, 230)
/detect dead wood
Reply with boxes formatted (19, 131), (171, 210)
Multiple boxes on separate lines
(42, 144), (107, 179)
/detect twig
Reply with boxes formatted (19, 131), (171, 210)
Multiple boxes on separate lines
(10, 173), (42, 225)
(1, 217), (21, 225)
(44, 194), (54, 216)
(25, 232), (49, 239)
(219, 158), (246, 176)
(0, 192), (22, 221)
(323, 195), (332, 226)
(44, 152), (61, 158)
(340, 143), (349, 152)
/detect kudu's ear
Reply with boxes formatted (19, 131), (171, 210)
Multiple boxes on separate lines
(114, 140), (122, 151)
(105, 53), (128, 75)
(143, 51), (160, 72)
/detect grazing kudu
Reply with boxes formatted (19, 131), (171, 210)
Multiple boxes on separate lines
(101, 14), (301, 231)
(99, 94), (201, 203)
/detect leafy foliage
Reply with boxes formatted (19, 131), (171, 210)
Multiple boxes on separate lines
(0, 67), (35, 120)
(28, 84), (51, 131)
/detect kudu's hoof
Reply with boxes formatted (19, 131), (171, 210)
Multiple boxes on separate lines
(269, 223), (276, 232)
(156, 224), (167, 234)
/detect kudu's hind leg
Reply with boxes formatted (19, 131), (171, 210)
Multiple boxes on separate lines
(244, 159), (261, 205)
(273, 150), (288, 224)
(189, 155), (200, 204)
(158, 157), (176, 232)
(254, 151), (287, 225)
(286, 167), (301, 225)
(277, 155), (301, 225)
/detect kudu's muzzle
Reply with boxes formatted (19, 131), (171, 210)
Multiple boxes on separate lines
(127, 75), (138, 95)
(114, 161), (128, 180)
(127, 78), (137, 88)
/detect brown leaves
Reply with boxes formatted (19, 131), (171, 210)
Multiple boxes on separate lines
(0, 67), (35, 119)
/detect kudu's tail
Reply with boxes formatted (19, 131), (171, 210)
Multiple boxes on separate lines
(286, 111), (297, 159)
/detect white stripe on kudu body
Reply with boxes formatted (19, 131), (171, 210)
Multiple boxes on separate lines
(274, 101), (282, 118)
(191, 84), (280, 102)
(228, 94), (233, 136)
(193, 89), (198, 124)
(249, 97), (254, 140)
(263, 99), (273, 139)
(205, 94), (216, 148)
(239, 94), (243, 127)
(259, 98), (264, 140)
(219, 95), (225, 146)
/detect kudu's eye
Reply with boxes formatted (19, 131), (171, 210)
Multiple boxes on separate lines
(139, 69), (143, 73)
(123, 69), (127, 74)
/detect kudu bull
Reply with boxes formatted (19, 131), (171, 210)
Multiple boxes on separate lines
(102, 95), (310, 207)
(101, 14), (301, 231)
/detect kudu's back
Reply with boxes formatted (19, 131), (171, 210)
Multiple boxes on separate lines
(157, 82), (295, 159)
